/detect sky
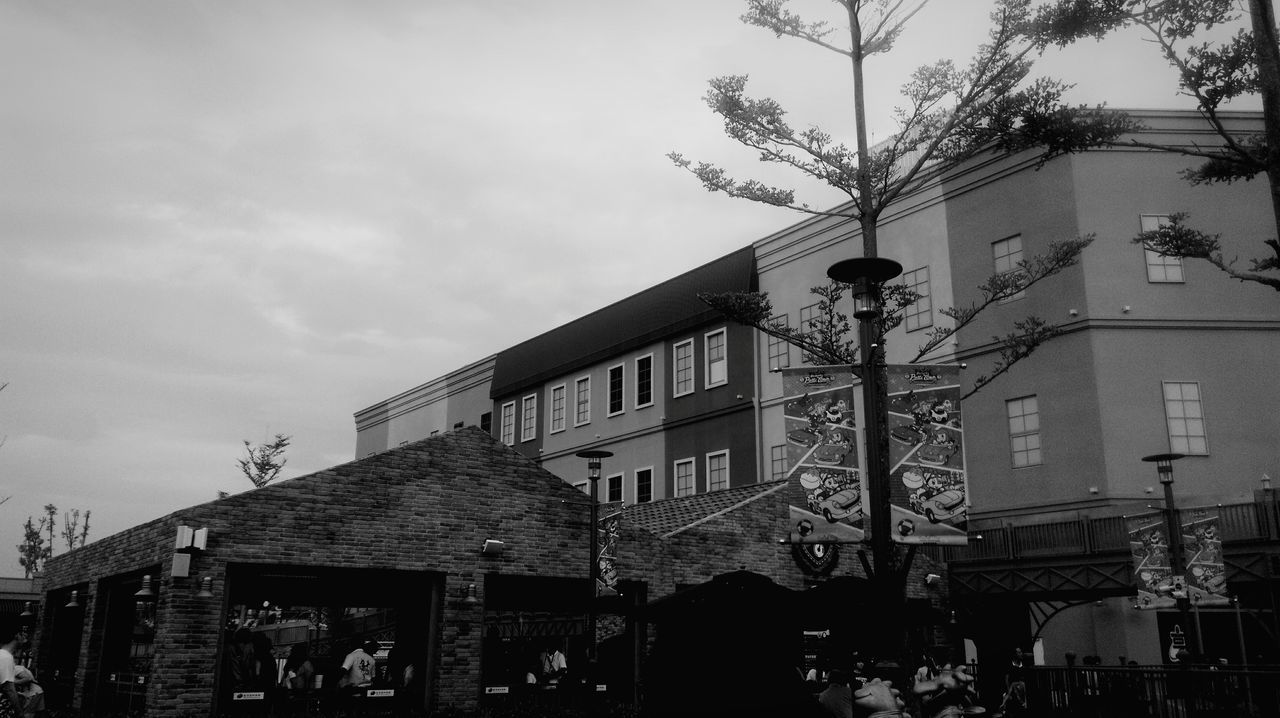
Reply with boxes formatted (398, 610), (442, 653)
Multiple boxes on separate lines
(0, 0), (1251, 575)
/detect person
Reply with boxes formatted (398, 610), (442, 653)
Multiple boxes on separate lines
(280, 643), (314, 692)
(12, 665), (44, 718)
(337, 640), (378, 690)
(228, 628), (259, 691)
(537, 641), (568, 685)
(0, 622), (24, 718)
(914, 664), (982, 718)
(913, 653), (938, 685)
(817, 668), (854, 718)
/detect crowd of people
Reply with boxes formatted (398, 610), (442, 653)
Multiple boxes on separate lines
(802, 652), (984, 718)
(0, 619), (45, 718)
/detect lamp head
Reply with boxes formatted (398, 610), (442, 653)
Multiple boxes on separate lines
(1142, 453), (1185, 482)
(576, 450), (613, 480)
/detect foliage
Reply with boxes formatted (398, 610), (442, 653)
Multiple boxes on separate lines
(238, 433), (292, 488)
(61, 508), (91, 551)
(16, 516), (48, 579)
(1028, 0), (1280, 291)
(16, 503), (94, 576)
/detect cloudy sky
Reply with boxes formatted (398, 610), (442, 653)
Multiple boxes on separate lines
(0, 0), (1241, 574)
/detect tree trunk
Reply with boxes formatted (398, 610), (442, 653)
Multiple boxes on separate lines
(1250, 0), (1280, 240)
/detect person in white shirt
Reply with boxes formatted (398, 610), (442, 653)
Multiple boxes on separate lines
(337, 640), (378, 690)
(0, 622), (24, 717)
(538, 642), (568, 684)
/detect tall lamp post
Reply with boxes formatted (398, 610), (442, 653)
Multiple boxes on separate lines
(1142, 452), (1197, 660)
(827, 256), (904, 658)
(576, 449), (613, 662)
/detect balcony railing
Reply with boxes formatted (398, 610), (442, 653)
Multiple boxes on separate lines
(934, 497), (1280, 563)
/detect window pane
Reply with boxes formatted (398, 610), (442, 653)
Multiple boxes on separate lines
(551, 386), (566, 432)
(636, 469), (653, 503)
(636, 356), (653, 406)
(608, 365), (624, 415)
(674, 341), (694, 395)
(575, 378), (591, 425)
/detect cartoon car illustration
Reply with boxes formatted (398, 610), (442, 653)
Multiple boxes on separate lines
(890, 425), (926, 445)
(813, 444), (848, 465)
(920, 489), (966, 523)
(787, 428), (821, 447)
(916, 443), (956, 466)
(818, 488), (861, 523)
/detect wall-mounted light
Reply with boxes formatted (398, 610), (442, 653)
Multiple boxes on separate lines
(65, 591), (81, 609)
(19, 602), (34, 619)
(196, 576), (215, 599)
(924, 573), (941, 586)
(461, 583), (479, 606)
(134, 575), (156, 599)
(481, 539), (505, 557)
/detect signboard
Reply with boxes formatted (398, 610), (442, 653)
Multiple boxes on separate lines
(232, 692), (265, 701)
(596, 504), (622, 596)
(366, 689), (395, 698)
(1181, 506), (1229, 606)
(1129, 512), (1177, 609)
(484, 686), (510, 695)
(1130, 507), (1229, 609)
(780, 367), (865, 544)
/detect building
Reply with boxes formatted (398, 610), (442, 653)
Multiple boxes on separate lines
(355, 110), (1279, 666)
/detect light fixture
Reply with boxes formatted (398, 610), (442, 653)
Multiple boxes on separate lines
(924, 573), (941, 585)
(134, 574), (156, 599)
(462, 583), (479, 606)
(1263, 474), (1272, 492)
(19, 602), (34, 619)
(1142, 453), (1185, 484)
(196, 577), (214, 599)
(65, 591), (80, 609)
(481, 539), (505, 557)
(827, 257), (904, 319)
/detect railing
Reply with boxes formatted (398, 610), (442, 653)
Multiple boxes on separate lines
(938, 498), (1280, 563)
(1024, 665), (1280, 718)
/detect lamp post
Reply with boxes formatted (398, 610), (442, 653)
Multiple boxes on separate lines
(1143, 452), (1197, 661)
(827, 256), (903, 659)
(576, 449), (613, 661)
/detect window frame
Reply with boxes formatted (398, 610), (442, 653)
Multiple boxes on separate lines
(549, 384), (567, 434)
(607, 363), (625, 417)
(673, 339), (694, 397)
(520, 393), (537, 443)
(1140, 214), (1185, 283)
(606, 472), (624, 503)
(573, 376), (591, 427)
(902, 265), (933, 332)
(1006, 394), (1041, 468)
(992, 234), (1026, 303)
(635, 353), (654, 409)
(499, 401), (516, 446)
(635, 466), (654, 504)
(706, 450), (730, 492)
(1162, 380), (1208, 455)
(704, 328), (728, 389)
(674, 457), (696, 498)
(770, 444), (789, 481)
(799, 303), (821, 364)
(767, 315), (791, 370)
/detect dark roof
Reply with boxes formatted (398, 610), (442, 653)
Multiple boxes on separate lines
(490, 246), (757, 398)
(625, 480), (788, 538)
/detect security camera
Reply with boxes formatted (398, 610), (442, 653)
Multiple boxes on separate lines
(925, 573), (941, 585)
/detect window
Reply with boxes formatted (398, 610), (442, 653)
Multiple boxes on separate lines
(635, 467), (653, 504)
(1141, 215), (1184, 283)
(1006, 395), (1041, 467)
(705, 328), (728, 387)
(549, 384), (567, 433)
(902, 266), (933, 332)
(993, 235), (1026, 302)
(635, 354), (654, 408)
(573, 481), (588, 495)
(480, 412), (492, 434)
(770, 445), (789, 480)
(707, 451), (729, 492)
(574, 377), (591, 426)
(800, 303), (821, 364)
(499, 402), (516, 446)
(767, 315), (791, 370)
(608, 364), (625, 416)
(674, 458), (696, 497)
(673, 339), (694, 396)
(1163, 381), (1208, 454)
(606, 473), (624, 503)
(520, 394), (537, 442)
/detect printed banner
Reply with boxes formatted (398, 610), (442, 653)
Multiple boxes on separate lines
(884, 364), (968, 544)
(781, 367), (866, 544)
(1129, 512), (1177, 609)
(596, 504), (622, 596)
(1181, 507), (1229, 606)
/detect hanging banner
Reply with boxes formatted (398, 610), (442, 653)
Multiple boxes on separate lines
(596, 503), (622, 596)
(1129, 512), (1177, 609)
(780, 367), (866, 544)
(883, 364), (968, 545)
(1181, 506), (1229, 606)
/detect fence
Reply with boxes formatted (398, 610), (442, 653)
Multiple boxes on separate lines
(1024, 665), (1280, 718)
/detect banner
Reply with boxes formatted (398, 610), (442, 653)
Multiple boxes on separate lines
(1129, 512), (1177, 609)
(884, 364), (968, 544)
(781, 367), (866, 544)
(596, 504), (622, 596)
(1181, 506), (1229, 606)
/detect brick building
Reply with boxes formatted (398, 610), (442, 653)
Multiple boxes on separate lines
(36, 427), (945, 717)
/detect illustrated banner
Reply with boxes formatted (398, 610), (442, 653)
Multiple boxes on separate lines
(1129, 508), (1230, 609)
(596, 504), (622, 596)
(1129, 512), (1177, 609)
(781, 367), (866, 545)
(883, 364), (968, 545)
(1180, 506), (1229, 606)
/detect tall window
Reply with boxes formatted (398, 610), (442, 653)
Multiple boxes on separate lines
(800, 303), (821, 364)
(1163, 381), (1208, 454)
(608, 364), (625, 416)
(770, 445), (788, 480)
(1141, 215), (1184, 283)
(993, 235), (1026, 302)
(550, 384), (566, 433)
(674, 458), (696, 497)
(705, 328), (728, 387)
(707, 451), (729, 492)
(635, 354), (654, 408)
(499, 402), (515, 446)
(574, 376), (591, 426)
(902, 266), (933, 332)
(480, 412), (492, 434)
(636, 467), (653, 504)
(1006, 395), (1041, 467)
(673, 339), (694, 396)
(520, 394), (537, 442)
(767, 315), (791, 369)
(606, 473), (624, 503)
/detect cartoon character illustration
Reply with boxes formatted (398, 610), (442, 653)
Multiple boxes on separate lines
(897, 518), (916, 536)
(817, 488), (861, 523)
(920, 490), (966, 523)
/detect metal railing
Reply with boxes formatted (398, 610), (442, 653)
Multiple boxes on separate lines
(1024, 665), (1280, 718)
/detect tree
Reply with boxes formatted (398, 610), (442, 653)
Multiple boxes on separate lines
(16, 503), (93, 576)
(16, 516), (48, 579)
(238, 434), (291, 488)
(61, 508), (91, 551)
(1028, 0), (1280, 291)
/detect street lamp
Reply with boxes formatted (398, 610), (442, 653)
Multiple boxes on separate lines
(827, 256), (903, 659)
(1143, 452), (1196, 660)
(576, 449), (613, 661)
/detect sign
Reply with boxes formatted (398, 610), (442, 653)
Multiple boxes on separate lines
(780, 367), (865, 544)
(484, 686), (510, 695)
(1181, 507), (1229, 606)
(1129, 512), (1176, 609)
(596, 504), (622, 596)
(232, 692), (265, 701)
(366, 689), (395, 698)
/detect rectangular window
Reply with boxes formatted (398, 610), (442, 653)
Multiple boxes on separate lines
(705, 328), (728, 387)
(480, 412), (492, 434)
(1141, 214), (1184, 283)
(673, 339), (694, 396)
(520, 394), (537, 442)
(902, 266), (933, 332)
(770, 445), (788, 480)
(767, 315), (791, 370)
(606, 473), (624, 503)
(674, 458), (696, 497)
(608, 364), (625, 416)
(635, 467), (653, 504)
(499, 402), (515, 446)
(635, 354), (654, 408)
(1163, 381), (1208, 454)
(707, 450), (729, 492)
(550, 384), (567, 433)
(574, 376), (591, 426)
(1006, 395), (1041, 467)
(993, 235), (1026, 302)
(800, 303), (821, 364)
(573, 481), (588, 495)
